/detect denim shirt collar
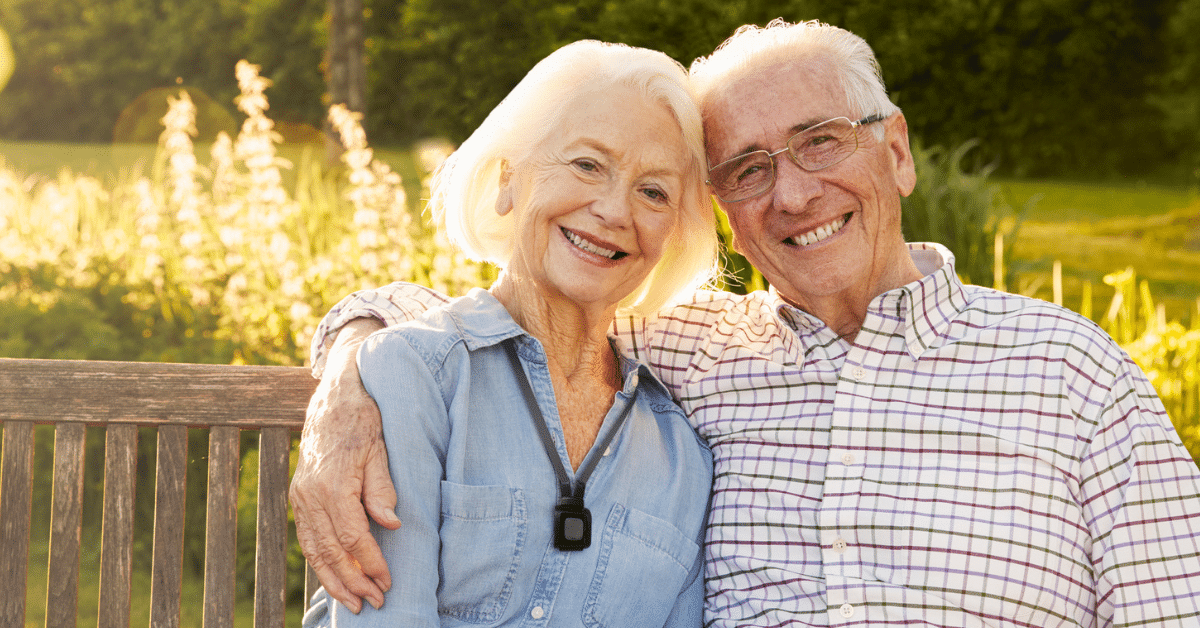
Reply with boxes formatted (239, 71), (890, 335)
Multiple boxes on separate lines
(447, 287), (657, 397)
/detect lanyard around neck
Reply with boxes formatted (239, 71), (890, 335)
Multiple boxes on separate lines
(504, 338), (637, 550)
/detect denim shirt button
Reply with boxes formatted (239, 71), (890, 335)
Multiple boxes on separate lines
(530, 606), (545, 620)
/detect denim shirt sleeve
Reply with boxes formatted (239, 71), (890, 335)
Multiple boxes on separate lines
(326, 327), (450, 626)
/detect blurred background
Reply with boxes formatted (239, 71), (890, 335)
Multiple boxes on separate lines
(2, 0), (1199, 625)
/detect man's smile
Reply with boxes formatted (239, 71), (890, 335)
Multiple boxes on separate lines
(783, 213), (850, 247)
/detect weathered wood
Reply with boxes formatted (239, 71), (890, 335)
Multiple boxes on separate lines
(98, 424), (138, 628)
(255, 427), (291, 628)
(0, 421), (34, 628)
(149, 425), (188, 628)
(0, 359), (314, 429)
(0, 358), (319, 627)
(46, 422), (87, 628)
(203, 426), (240, 628)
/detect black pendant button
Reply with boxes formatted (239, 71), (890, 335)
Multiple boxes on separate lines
(553, 497), (591, 551)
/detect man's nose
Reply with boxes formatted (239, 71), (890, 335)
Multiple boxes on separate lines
(771, 156), (823, 213)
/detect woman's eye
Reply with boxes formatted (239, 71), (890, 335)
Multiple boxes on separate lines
(641, 187), (669, 203)
(573, 158), (600, 172)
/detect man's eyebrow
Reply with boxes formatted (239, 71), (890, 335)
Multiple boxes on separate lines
(788, 117), (829, 135)
(723, 117), (831, 162)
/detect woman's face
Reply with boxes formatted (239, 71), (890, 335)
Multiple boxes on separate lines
(499, 85), (693, 314)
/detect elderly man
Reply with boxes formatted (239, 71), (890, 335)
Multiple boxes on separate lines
(291, 19), (1200, 625)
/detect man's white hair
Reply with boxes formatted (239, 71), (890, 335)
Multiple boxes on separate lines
(690, 19), (900, 140)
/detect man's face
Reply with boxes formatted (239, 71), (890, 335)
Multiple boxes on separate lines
(702, 55), (916, 309)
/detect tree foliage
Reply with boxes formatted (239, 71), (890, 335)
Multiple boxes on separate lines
(0, 0), (1196, 179)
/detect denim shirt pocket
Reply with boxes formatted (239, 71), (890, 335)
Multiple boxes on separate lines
(581, 504), (701, 627)
(438, 481), (527, 623)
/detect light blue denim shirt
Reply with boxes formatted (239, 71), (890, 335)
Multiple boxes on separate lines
(303, 288), (713, 627)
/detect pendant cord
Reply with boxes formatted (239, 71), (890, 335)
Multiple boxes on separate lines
(504, 339), (636, 501)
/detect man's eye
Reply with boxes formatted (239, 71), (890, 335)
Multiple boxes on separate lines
(573, 158), (600, 172)
(736, 164), (764, 183)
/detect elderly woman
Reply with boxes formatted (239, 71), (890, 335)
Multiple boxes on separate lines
(302, 40), (719, 626)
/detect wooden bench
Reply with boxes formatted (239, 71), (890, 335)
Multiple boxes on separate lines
(0, 358), (319, 628)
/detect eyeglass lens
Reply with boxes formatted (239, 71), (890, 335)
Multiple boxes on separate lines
(710, 117), (861, 202)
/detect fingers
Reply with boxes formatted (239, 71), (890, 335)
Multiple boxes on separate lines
(357, 439), (398, 593)
(337, 516), (391, 604)
(291, 482), (386, 612)
(296, 518), (364, 613)
(363, 439), (401, 530)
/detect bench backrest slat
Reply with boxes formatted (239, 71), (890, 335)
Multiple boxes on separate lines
(150, 424), (189, 628)
(0, 421), (34, 627)
(255, 427), (292, 628)
(98, 424), (138, 628)
(0, 358), (316, 628)
(203, 425), (240, 628)
(47, 422), (87, 628)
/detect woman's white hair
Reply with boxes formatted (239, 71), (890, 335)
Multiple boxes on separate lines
(429, 39), (719, 315)
(690, 19), (900, 140)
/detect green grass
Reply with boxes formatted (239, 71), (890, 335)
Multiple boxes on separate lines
(994, 178), (1200, 323)
(997, 178), (1197, 222)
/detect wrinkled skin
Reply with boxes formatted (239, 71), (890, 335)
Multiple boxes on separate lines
(289, 317), (393, 614)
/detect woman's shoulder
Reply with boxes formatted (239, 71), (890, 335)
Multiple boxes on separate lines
(628, 363), (711, 460)
(368, 288), (510, 360)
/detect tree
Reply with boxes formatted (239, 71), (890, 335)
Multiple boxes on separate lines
(325, 0), (367, 160)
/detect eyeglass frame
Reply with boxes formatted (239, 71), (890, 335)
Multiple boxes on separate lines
(706, 113), (888, 203)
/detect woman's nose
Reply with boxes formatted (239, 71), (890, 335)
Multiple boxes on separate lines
(590, 190), (634, 227)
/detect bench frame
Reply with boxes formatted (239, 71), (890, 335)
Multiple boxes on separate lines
(0, 358), (318, 628)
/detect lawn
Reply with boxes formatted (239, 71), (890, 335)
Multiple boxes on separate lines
(997, 178), (1197, 222)
(994, 178), (1200, 323)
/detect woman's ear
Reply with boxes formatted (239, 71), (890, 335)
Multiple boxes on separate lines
(496, 160), (514, 216)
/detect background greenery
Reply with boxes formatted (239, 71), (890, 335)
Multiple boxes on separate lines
(2, 1), (1200, 626)
(4, 0), (1200, 181)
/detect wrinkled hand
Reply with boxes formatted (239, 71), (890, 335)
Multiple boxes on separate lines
(290, 318), (396, 613)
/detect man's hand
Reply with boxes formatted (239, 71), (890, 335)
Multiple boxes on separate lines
(290, 318), (396, 613)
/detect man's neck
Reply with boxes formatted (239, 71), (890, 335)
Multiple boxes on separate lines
(783, 245), (925, 339)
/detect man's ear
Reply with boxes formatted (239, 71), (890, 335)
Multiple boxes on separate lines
(885, 113), (916, 197)
(495, 160), (514, 216)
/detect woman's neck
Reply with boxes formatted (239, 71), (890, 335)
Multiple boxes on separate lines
(490, 270), (622, 469)
(489, 270), (620, 389)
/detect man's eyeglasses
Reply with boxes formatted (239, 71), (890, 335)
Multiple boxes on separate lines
(707, 114), (887, 203)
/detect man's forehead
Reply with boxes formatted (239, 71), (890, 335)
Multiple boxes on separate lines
(702, 56), (847, 160)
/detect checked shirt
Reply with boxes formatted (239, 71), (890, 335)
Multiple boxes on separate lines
(311, 242), (1200, 626)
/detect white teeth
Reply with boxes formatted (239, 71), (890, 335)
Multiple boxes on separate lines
(791, 215), (846, 247)
(564, 228), (618, 259)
